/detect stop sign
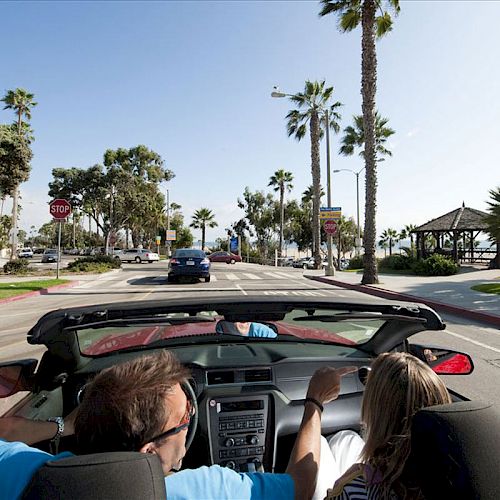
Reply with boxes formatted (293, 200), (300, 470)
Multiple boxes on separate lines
(324, 219), (337, 235)
(49, 199), (72, 220)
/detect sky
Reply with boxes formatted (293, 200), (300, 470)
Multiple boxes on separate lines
(1, 0), (499, 243)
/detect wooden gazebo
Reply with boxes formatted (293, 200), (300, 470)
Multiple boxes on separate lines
(411, 203), (492, 264)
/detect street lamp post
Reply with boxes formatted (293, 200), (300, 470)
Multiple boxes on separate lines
(332, 167), (365, 256)
(271, 87), (335, 275)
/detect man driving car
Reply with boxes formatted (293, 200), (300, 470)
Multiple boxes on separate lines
(0, 351), (356, 499)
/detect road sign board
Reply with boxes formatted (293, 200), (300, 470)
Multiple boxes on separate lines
(324, 219), (337, 235)
(166, 230), (176, 241)
(49, 199), (72, 220)
(156, 235), (161, 244)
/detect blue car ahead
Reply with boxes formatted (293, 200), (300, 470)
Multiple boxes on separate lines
(168, 248), (211, 283)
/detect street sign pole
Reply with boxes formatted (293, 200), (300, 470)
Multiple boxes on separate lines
(56, 220), (62, 279)
(325, 108), (334, 276)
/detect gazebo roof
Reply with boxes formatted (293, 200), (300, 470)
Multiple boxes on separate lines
(412, 204), (489, 233)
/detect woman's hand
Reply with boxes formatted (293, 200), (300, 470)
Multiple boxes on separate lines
(306, 366), (358, 405)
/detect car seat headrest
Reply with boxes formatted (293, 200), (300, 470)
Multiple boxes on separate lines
(22, 451), (166, 500)
(407, 400), (500, 500)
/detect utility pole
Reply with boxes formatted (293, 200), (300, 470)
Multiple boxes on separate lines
(325, 109), (335, 276)
(166, 189), (170, 258)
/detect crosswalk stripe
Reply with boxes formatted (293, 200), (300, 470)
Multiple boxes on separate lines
(273, 272), (292, 279)
(242, 273), (261, 280)
(225, 273), (239, 280)
(210, 274), (217, 282)
(264, 272), (285, 279)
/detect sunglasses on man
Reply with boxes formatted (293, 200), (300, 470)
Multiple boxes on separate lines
(147, 399), (195, 445)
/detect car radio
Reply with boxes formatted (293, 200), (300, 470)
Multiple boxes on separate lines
(208, 395), (269, 472)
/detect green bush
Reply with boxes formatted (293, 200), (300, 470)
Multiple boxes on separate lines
(3, 259), (30, 274)
(412, 254), (459, 276)
(66, 255), (121, 273)
(348, 255), (364, 269)
(379, 254), (415, 270)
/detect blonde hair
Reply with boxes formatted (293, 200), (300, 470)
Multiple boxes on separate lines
(360, 352), (451, 498)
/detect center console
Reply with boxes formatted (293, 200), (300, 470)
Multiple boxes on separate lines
(207, 395), (270, 472)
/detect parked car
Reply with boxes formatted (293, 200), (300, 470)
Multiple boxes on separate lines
(18, 247), (33, 258)
(41, 249), (60, 263)
(279, 256), (295, 267)
(0, 296), (488, 498)
(33, 248), (45, 254)
(208, 251), (242, 264)
(118, 248), (159, 263)
(168, 248), (210, 282)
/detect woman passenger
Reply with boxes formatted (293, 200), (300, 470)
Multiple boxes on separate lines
(325, 352), (452, 500)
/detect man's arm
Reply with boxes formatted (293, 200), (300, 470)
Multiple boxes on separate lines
(0, 409), (76, 445)
(286, 366), (357, 500)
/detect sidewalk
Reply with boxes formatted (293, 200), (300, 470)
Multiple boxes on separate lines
(306, 268), (500, 327)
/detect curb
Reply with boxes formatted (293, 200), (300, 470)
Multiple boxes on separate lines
(307, 275), (500, 328)
(0, 281), (79, 305)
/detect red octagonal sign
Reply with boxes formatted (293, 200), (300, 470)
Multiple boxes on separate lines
(324, 219), (337, 235)
(49, 199), (72, 220)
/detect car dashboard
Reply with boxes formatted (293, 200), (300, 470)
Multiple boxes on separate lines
(56, 341), (372, 473)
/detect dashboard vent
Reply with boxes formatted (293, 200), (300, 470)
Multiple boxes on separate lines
(207, 371), (235, 385)
(245, 369), (271, 383)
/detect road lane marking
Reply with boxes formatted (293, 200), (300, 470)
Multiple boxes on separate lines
(225, 273), (239, 280)
(273, 272), (294, 279)
(263, 290), (326, 296)
(446, 329), (500, 354)
(236, 284), (248, 296)
(242, 273), (261, 280)
(264, 272), (285, 279)
(209, 274), (218, 282)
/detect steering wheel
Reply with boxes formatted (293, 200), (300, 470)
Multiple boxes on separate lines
(182, 380), (198, 451)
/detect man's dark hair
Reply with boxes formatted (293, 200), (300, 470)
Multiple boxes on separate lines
(75, 351), (190, 454)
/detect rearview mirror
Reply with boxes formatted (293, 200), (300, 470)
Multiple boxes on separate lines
(409, 345), (474, 375)
(0, 359), (37, 398)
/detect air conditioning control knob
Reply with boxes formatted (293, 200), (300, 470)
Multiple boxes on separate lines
(247, 435), (259, 445)
(226, 461), (236, 469)
(224, 437), (235, 447)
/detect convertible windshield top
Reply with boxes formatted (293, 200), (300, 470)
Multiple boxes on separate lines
(27, 296), (445, 358)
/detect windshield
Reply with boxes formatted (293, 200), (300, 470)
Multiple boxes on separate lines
(173, 250), (205, 258)
(76, 308), (386, 356)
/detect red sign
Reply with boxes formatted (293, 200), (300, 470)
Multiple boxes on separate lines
(324, 219), (337, 235)
(49, 199), (72, 220)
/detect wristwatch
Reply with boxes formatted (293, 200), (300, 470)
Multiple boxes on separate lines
(47, 416), (64, 441)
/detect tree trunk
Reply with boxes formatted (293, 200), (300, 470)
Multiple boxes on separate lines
(10, 187), (19, 260)
(361, 0), (379, 285)
(310, 111), (322, 269)
(279, 186), (284, 259)
(201, 226), (206, 251)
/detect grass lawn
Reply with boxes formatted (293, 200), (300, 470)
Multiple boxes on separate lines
(0, 279), (69, 299)
(471, 283), (500, 295)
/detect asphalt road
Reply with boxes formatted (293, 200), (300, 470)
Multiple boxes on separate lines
(1, 261), (498, 407)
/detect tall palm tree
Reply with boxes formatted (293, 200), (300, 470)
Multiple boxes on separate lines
(320, 0), (400, 284)
(380, 228), (398, 256)
(285, 80), (342, 268)
(1, 88), (37, 259)
(268, 169), (293, 259)
(190, 208), (218, 251)
(339, 112), (395, 277)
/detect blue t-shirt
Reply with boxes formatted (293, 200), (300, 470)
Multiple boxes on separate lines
(165, 465), (294, 500)
(248, 323), (278, 338)
(0, 440), (294, 500)
(0, 439), (72, 499)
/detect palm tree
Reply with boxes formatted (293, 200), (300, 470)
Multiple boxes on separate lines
(1, 88), (37, 259)
(484, 187), (500, 268)
(380, 228), (398, 256)
(285, 81), (342, 268)
(320, 0), (400, 284)
(399, 223), (417, 255)
(339, 112), (395, 278)
(190, 208), (218, 251)
(268, 169), (293, 259)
